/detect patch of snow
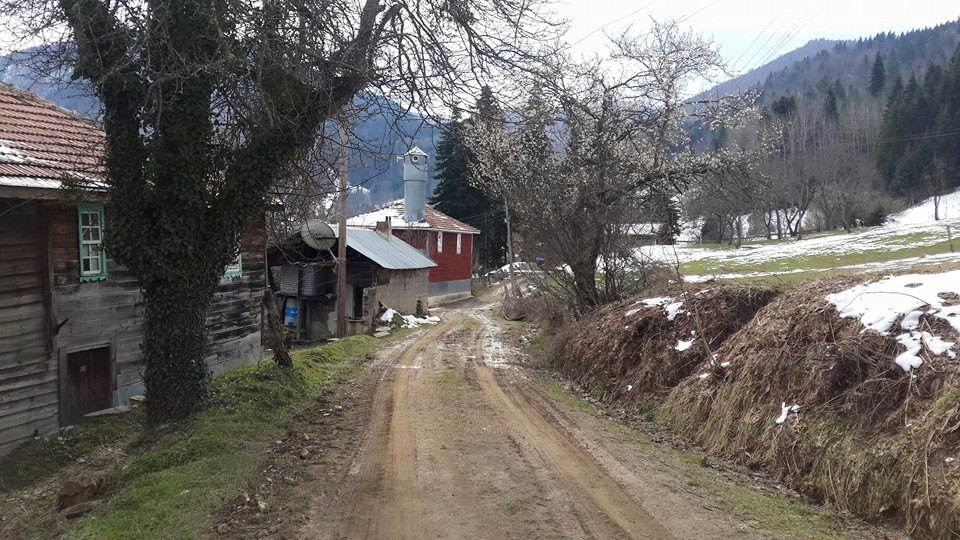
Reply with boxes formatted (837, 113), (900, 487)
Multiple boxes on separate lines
(775, 402), (800, 424)
(380, 307), (440, 328)
(638, 189), (960, 280)
(399, 314), (440, 328)
(698, 373), (710, 380)
(720, 361), (730, 368)
(627, 296), (684, 321)
(675, 339), (694, 352)
(665, 301), (684, 321)
(627, 384), (634, 392)
(826, 271), (960, 372)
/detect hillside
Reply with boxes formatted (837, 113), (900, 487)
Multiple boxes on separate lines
(699, 19), (960, 103)
(641, 188), (960, 282)
(0, 48), (440, 210)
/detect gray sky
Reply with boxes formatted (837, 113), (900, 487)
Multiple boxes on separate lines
(557, 0), (960, 79)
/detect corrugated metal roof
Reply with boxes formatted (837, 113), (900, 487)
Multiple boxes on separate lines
(337, 227), (437, 270)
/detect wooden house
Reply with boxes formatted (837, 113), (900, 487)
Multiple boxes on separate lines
(347, 148), (480, 301)
(0, 83), (265, 454)
(267, 222), (435, 340)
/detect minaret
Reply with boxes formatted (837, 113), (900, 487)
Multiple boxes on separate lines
(399, 147), (428, 222)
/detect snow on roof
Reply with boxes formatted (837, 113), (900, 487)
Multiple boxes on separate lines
(826, 270), (960, 372)
(0, 83), (105, 193)
(405, 146), (428, 157)
(347, 201), (480, 234)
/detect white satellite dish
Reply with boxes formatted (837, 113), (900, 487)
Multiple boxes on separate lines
(300, 220), (337, 250)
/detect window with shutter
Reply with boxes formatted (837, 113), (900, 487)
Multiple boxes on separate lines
(78, 203), (107, 282)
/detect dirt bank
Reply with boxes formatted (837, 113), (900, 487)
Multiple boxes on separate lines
(551, 276), (960, 538)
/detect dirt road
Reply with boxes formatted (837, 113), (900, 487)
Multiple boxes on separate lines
(300, 299), (862, 539)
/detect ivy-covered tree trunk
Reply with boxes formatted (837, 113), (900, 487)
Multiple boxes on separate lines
(58, 0), (358, 422)
(141, 280), (217, 419)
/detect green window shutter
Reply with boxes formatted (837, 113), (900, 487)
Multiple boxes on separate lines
(77, 202), (107, 282)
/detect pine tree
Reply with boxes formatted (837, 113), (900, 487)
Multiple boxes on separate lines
(429, 88), (508, 271)
(823, 87), (839, 122)
(868, 53), (886, 96)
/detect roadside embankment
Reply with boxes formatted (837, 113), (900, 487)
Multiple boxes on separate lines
(550, 272), (960, 538)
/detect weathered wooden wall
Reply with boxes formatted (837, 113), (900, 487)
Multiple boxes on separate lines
(50, 204), (266, 400)
(0, 198), (265, 454)
(0, 200), (57, 455)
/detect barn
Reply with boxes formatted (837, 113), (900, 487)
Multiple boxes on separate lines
(347, 148), (480, 301)
(0, 82), (265, 454)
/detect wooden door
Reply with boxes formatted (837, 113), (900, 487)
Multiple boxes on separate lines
(62, 347), (112, 426)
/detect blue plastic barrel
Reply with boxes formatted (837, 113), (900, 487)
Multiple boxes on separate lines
(284, 300), (298, 327)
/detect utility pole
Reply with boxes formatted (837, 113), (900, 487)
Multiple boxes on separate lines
(336, 118), (349, 338)
(504, 201), (516, 294)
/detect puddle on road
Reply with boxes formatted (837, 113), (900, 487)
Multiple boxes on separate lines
(474, 309), (523, 371)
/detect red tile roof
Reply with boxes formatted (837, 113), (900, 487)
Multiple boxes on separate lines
(347, 201), (481, 234)
(0, 82), (104, 191)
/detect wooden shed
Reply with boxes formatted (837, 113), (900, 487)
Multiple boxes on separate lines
(0, 83), (266, 454)
(267, 222), (435, 340)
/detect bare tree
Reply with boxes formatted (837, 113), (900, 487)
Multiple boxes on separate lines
(468, 22), (758, 313)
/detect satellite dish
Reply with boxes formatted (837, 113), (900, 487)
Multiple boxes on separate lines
(300, 220), (337, 250)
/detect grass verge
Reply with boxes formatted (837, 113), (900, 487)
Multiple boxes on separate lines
(537, 378), (848, 538)
(0, 335), (384, 539)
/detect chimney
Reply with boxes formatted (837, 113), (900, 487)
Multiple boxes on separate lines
(375, 216), (392, 240)
(398, 147), (428, 222)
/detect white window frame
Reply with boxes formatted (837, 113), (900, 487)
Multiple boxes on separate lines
(437, 231), (443, 253)
(78, 203), (107, 282)
(456, 233), (462, 254)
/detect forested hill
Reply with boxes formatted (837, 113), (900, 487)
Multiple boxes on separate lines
(0, 48), (439, 210)
(699, 19), (960, 103)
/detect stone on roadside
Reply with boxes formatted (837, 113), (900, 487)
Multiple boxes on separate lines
(57, 473), (99, 509)
(61, 499), (101, 519)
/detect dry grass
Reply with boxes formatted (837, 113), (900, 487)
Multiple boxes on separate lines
(552, 282), (779, 401)
(662, 278), (960, 538)
(551, 275), (960, 538)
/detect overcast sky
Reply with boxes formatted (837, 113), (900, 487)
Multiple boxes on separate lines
(556, 0), (960, 79)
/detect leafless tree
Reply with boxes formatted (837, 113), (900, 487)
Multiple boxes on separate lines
(468, 21), (758, 313)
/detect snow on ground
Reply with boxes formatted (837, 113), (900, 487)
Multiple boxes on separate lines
(475, 307), (521, 370)
(826, 270), (960, 372)
(380, 308), (440, 328)
(626, 296), (685, 320)
(640, 189), (960, 279)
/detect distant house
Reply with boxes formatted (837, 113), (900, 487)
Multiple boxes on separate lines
(0, 82), (265, 454)
(347, 148), (480, 300)
(267, 222), (435, 339)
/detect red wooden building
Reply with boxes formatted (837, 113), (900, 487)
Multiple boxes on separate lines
(348, 203), (479, 299)
(347, 148), (479, 300)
